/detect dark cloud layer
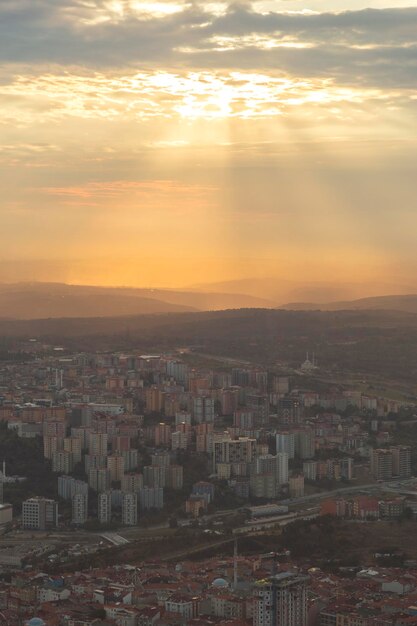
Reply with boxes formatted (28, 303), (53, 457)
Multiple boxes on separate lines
(0, 2), (416, 88)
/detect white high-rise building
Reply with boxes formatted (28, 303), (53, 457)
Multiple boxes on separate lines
(58, 475), (89, 500)
(98, 491), (112, 524)
(276, 432), (295, 460)
(122, 492), (138, 526)
(276, 453), (289, 485)
(254, 572), (308, 626)
(72, 493), (88, 525)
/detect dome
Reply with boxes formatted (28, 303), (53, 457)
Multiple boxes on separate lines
(27, 619), (45, 626)
(212, 577), (229, 587)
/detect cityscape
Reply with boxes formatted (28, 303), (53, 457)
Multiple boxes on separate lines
(1, 0), (417, 624)
(0, 340), (417, 625)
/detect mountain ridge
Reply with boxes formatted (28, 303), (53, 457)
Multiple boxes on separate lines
(280, 294), (417, 314)
(0, 282), (276, 319)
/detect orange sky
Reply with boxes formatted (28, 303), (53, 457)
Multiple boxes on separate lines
(1, 1), (417, 288)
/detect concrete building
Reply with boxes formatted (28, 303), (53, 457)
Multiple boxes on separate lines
(71, 426), (92, 450)
(143, 465), (166, 488)
(151, 451), (171, 468)
(88, 432), (108, 456)
(391, 446), (411, 478)
(250, 473), (277, 499)
(193, 396), (215, 424)
(22, 497), (58, 530)
(167, 465), (183, 490)
(63, 437), (82, 463)
(254, 453), (289, 485)
(52, 450), (74, 474)
(289, 474), (305, 498)
(303, 460), (318, 481)
(43, 435), (62, 460)
(166, 360), (188, 384)
(58, 475), (88, 500)
(254, 572), (308, 626)
(171, 430), (189, 450)
(139, 487), (163, 511)
(88, 467), (111, 493)
(84, 453), (107, 474)
(120, 448), (138, 472)
(213, 437), (256, 472)
(107, 454), (125, 482)
(98, 491), (112, 524)
(121, 473), (144, 493)
(72, 493), (88, 525)
(371, 448), (393, 480)
(154, 423), (172, 447)
(296, 429), (315, 460)
(122, 492), (138, 526)
(276, 432), (295, 460)
(247, 393), (269, 425)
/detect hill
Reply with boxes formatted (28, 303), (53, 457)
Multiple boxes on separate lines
(280, 294), (417, 314)
(0, 282), (276, 319)
(191, 278), (415, 304)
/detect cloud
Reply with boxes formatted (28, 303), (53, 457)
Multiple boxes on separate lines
(38, 179), (218, 212)
(0, 2), (416, 90)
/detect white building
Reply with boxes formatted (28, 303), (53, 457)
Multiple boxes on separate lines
(72, 493), (88, 525)
(122, 492), (138, 526)
(98, 491), (112, 524)
(22, 497), (58, 530)
(276, 432), (295, 460)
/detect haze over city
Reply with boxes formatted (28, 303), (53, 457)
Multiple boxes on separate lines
(3, 3), (417, 626)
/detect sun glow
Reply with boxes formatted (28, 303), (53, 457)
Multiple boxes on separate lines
(1, 68), (401, 125)
(130, 1), (185, 16)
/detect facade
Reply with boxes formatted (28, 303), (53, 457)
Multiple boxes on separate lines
(58, 475), (88, 500)
(107, 454), (125, 482)
(98, 491), (112, 524)
(143, 465), (166, 488)
(276, 433), (295, 460)
(295, 429), (315, 459)
(121, 473), (144, 493)
(139, 487), (164, 511)
(22, 497), (58, 530)
(88, 467), (111, 493)
(167, 465), (184, 490)
(122, 492), (138, 526)
(52, 450), (74, 474)
(72, 493), (88, 525)
(154, 423), (172, 447)
(371, 449), (393, 480)
(254, 572), (308, 626)
(88, 432), (108, 456)
(213, 437), (256, 472)
(63, 437), (82, 463)
(193, 396), (215, 424)
(391, 446), (411, 478)
(289, 474), (305, 498)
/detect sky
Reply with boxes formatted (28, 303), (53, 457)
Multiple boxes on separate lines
(1, 0), (417, 289)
